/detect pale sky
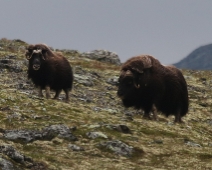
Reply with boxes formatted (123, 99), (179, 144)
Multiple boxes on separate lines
(0, 0), (212, 64)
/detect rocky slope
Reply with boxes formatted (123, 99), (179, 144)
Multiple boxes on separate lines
(174, 43), (212, 70)
(0, 38), (211, 170)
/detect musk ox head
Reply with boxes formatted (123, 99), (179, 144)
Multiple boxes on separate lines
(25, 44), (50, 71)
(117, 55), (153, 107)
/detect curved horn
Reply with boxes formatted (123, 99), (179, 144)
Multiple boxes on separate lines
(121, 70), (140, 88)
(26, 49), (46, 60)
(33, 49), (42, 54)
(25, 51), (31, 60)
(126, 70), (140, 88)
(134, 83), (140, 89)
(125, 70), (133, 77)
(120, 70), (132, 77)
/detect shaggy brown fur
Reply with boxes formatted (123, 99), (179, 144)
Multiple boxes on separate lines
(117, 55), (189, 123)
(26, 44), (73, 102)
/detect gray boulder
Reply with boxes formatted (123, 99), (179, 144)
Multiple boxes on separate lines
(81, 50), (121, 65)
(98, 140), (134, 157)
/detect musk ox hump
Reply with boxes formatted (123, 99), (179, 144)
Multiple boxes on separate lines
(141, 55), (152, 69)
(122, 55), (153, 74)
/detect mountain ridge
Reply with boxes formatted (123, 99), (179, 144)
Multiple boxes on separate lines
(174, 43), (212, 70)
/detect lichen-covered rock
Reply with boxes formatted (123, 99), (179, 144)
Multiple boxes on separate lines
(74, 74), (94, 87)
(0, 58), (23, 73)
(3, 124), (77, 143)
(106, 76), (119, 86)
(184, 139), (202, 147)
(81, 50), (121, 65)
(73, 67), (100, 87)
(0, 145), (25, 164)
(0, 155), (22, 170)
(42, 124), (78, 141)
(3, 130), (42, 143)
(68, 144), (85, 151)
(98, 140), (134, 157)
(0, 145), (48, 169)
(86, 131), (108, 139)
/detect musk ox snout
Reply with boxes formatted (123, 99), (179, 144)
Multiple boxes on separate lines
(33, 64), (40, 70)
(30, 56), (42, 71)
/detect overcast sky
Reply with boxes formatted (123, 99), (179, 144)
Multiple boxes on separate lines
(0, 0), (212, 64)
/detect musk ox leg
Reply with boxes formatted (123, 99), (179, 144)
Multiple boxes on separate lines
(38, 86), (44, 97)
(143, 105), (158, 121)
(64, 89), (70, 102)
(174, 114), (183, 123)
(174, 110), (184, 123)
(45, 86), (51, 99)
(152, 105), (158, 121)
(53, 90), (62, 100)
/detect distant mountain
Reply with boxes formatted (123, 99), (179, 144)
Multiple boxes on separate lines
(174, 44), (212, 70)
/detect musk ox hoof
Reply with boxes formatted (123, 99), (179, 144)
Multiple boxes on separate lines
(64, 99), (70, 103)
(174, 119), (185, 124)
(152, 114), (159, 121)
(143, 116), (159, 121)
(46, 96), (51, 99)
(152, 117), (159, 121)
(143, 114), (151, 120)
(38, 94), (44, 98)
(52, 97), (59, 100)
(174, 115), (184, 124)
(143, 113), (159, 121)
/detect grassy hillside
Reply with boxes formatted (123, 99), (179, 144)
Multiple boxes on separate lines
(0, 38), (211, 170)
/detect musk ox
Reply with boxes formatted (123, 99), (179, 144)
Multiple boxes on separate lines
(25, 44), (73, 102)
(117, 55), (188, 123)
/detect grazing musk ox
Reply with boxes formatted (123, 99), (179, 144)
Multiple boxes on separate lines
(117, 55), (188, 123)
(25, 44), (73, 102)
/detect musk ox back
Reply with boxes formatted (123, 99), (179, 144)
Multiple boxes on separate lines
(117, 55), (188, 123)
(25, 44), (73, 102)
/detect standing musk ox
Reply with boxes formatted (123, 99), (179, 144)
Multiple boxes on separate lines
(25, 44), (73, 102)
(117, 55), (189, 123)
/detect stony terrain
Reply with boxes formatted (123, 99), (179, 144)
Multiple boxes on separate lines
(0, 38), (211, 170)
